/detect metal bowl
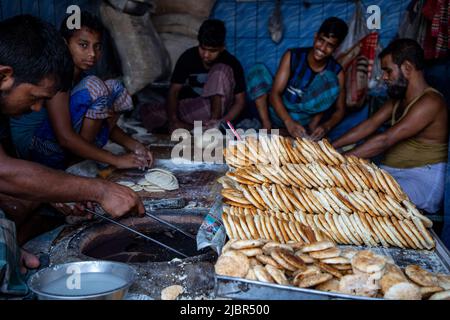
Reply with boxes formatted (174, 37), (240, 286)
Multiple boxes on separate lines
(27, 261), (136, 300)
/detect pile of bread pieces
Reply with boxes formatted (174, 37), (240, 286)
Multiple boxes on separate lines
(220, 135), (434, 250)
(214, 239), (450, 300)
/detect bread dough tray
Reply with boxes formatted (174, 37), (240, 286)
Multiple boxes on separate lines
(215, 230), (450, 300)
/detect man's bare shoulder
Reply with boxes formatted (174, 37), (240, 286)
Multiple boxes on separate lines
(415, 89), (447, 113)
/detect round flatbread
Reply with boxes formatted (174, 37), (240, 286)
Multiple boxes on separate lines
(145, 168), (179, 191)
(297, 272), (333, 288)
(301, 240), (335, 253)
(315, 278), (340, 293)
(351, 250), (387, 274)
(339, 274), (378, 297)
(309, 247), (341, 260)
(265, 264), (289, 285)
(405, 265), (439, 287)
(253, 265), (275, 283)
(238, 248), (264, 257)
(321, 257), (350, 265)
(116, 180), (135, 187)
(429, 290), (450, 300)
(271, 248), (300, 272)
(130, 185), (144, 192)
(255, 254), (283, 269)
(383, 282), (422, 300)
(215, 250), (250, 278)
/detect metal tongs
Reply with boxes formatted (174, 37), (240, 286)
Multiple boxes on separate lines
(85, 207), (196, 259)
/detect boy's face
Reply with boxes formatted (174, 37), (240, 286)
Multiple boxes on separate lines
(67, 26), (102, 72)
(0, 70), (56, 116)
(198, 45), (225, 66)
(312, 33), (340, 62)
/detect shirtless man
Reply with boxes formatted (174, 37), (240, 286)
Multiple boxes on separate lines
(0, 15), (144, 295)
(333, 39), (448, 213)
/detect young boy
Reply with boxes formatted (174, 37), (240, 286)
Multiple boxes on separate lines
(247, 17), (348, 140)
(140, 19), (247, 132)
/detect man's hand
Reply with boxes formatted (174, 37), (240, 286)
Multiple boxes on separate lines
(113, 153), (148, 170)
(97, 181), (145, 219)
(309, 125), (329, 141)
(133, 143), (154, 169)
(51, 202), (94, 218)
(285, 118), (307, 138)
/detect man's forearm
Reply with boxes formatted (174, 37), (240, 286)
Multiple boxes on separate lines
(346, 134), (390, 159)
(322, 109), (345, 132)
(58, 131), (117, 166)
(222, 102), (245, 123)
(270, 93), (292, 125)
(0, 157), (105, 203)
(110, 126), (140, 152)
(333, 120), (373, 149)
(308, 113), (323, 130)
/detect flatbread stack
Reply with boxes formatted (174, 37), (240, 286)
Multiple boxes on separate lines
(116, 168), (179, 193)
(220, 135), (434, 250)
(222, 206), (434, 250)
(215, 240), (450, 300)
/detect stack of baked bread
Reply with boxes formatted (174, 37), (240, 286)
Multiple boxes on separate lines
(220, 135), (434, 249)
(215, 239), (450, 300)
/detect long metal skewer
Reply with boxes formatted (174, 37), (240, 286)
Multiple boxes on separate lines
(85, 208), (188, 258)
(144, 212), (196, 240)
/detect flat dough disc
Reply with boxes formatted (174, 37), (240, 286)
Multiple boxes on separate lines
(143, 185), (165, 193)
(130, 185), (144, 192)
(116, 180), (136, 187)
(145, 168), (179, 191)
(137, 178), (152, 186)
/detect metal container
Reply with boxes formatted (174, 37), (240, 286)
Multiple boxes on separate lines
(215, 231), (450, 300)
(27, 261), (136, 300)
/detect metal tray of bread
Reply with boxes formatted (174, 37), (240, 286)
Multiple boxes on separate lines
(215, 231), (450, 300)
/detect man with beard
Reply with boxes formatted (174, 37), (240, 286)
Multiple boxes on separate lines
(333, 39), (448, 214)
(0, 15), (144, 295)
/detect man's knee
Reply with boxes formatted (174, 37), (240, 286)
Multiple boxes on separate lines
(139, 102), (168, 131)
(209, 63), (234, 78)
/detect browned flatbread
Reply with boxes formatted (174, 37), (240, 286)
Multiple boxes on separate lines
(351, 250), (387, 273)
(315, 278), (341, 293)
(296, 272), (333, 288)
(255, 254), (283, 269)
(270, 249), (297, 272)
(238, 248), (264, 257)
(265, 264), (289, 285)
(277, 248), (307, 270)
(253, 265), (275, 283)
(215, 250), (250, 278)
(315, 261), (343, 279)
(301, 240), (335, 253)
(231, 239), (266, 250)
(309, 247), (341, 260)
(405, 265), (439, 287)
(383, 282), (422, 300)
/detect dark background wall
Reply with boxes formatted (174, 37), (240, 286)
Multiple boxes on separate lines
(1, 0), (409, 75)
(211, 0), (410, 74)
